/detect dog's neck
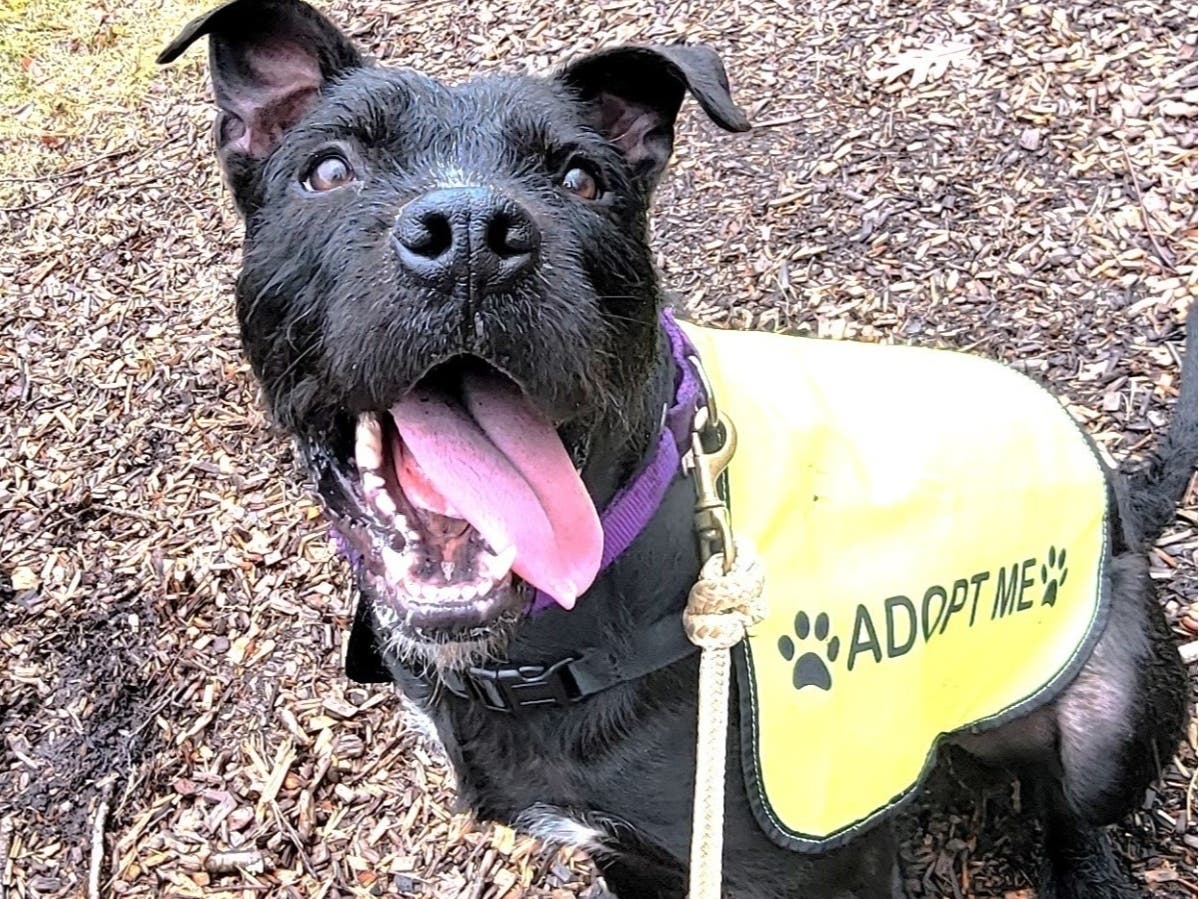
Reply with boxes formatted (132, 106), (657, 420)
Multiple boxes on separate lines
(577, 321), (679, 512)
(505, 321), (701, 658)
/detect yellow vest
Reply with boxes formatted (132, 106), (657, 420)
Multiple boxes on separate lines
(678, 322), (1110, 852)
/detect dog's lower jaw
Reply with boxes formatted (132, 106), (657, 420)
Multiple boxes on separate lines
(372, 605), (521, 672)
(379, 630), (502, 673)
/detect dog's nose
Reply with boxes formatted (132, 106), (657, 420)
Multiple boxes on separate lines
(392, 188), (540, 294)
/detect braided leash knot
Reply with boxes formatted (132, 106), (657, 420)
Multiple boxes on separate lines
(684, 542), (767, 649)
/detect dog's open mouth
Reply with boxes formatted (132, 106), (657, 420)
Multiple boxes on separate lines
(323, 360), (603, 633)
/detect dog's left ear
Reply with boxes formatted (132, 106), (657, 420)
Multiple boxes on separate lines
(158, 0), (364, 212)
(558, 44), (750, 188)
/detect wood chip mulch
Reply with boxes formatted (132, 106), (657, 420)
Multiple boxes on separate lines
(1, 0), (1194, 897)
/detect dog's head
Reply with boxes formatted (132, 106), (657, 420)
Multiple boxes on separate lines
(161, 0), (748, 666)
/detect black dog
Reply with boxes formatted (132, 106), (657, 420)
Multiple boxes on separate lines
(160, 2), (1194, 896)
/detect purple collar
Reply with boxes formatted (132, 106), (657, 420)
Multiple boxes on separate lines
(529, 309), (702, 613)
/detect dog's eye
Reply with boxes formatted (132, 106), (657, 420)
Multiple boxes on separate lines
(561, 166), (601, 201)
(304, 154), (356, 192)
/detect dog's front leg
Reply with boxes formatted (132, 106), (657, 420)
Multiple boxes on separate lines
(802, 822), (907, 899)
(594, 854), (685, 899)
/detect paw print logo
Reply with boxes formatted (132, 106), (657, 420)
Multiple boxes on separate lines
(1040, 546), (1068, 607)
(777, 611), (841, 691)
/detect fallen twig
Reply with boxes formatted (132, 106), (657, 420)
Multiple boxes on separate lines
(751, 113), (807, 129)
(1119, 140), (1177, 272)
(88, 784), (113, 899)
(0, 815), (13, 899)
(0, 149), (133, 185)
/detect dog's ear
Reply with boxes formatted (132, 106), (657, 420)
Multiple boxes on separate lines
(158, 0), (362, 163)
(558, 45), (750, 188)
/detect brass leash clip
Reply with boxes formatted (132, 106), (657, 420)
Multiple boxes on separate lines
(682, 355), (738, 573)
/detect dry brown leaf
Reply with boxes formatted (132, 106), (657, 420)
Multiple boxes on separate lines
(866, 40), (975, 87)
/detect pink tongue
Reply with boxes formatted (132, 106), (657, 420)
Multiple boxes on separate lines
(389, 374), (602, 608)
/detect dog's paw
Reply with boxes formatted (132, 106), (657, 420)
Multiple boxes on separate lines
(1040, 545), (1068, 607)
(777, 611), (840, 691)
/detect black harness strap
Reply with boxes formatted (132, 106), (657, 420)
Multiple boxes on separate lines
(432, 614), (699, 714)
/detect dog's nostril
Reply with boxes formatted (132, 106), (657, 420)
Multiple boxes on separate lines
(414, 213), (453, 258)
(486, 211), (537, 258)
(399, 210), (453, 259)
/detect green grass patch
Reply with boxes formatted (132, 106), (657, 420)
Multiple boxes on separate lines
(0, 0), (208, 176)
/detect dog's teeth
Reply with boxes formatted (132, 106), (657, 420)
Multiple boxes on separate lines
(374, 490), (397, 516)
(381, 547), (411, 583)
(401, 582), (476, 604)
(362, 471), (386, 496)
(355, 416), (384, 471)
(481, 544), (517, 576)
(394, 513), (420, 544)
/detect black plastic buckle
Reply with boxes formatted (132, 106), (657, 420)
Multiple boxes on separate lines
(445, 657), (581, 713)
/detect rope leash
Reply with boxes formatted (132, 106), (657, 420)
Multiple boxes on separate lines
(683, 545), (766, 898)
(680, 357), (766, 899)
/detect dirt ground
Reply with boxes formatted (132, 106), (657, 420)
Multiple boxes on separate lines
(1, 0), (1195, 897)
